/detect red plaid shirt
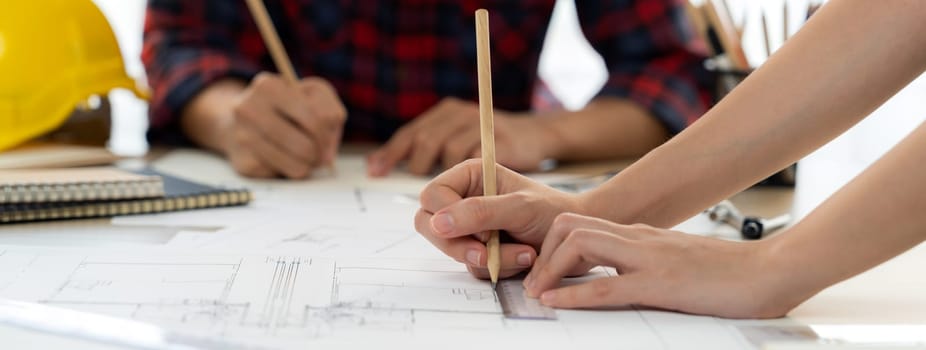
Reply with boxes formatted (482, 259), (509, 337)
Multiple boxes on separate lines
(143, 0), (712, 144)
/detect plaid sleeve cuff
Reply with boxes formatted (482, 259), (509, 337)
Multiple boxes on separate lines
(146, 50), (259, 145)
(595, 56), (712, 135)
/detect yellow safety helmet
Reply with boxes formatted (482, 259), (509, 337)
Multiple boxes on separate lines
(0, 0), (148, 151)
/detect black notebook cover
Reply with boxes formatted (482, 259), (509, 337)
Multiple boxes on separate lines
(0, 168), (252, 224)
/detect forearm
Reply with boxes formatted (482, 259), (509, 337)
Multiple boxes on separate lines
(542, 97), (669, 161)
(583, 1), (926, 226)
(764, 121), (926, 309)
(180, 79), (247, 154)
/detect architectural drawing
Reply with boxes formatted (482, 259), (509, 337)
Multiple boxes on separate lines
(0, 247), (753, 349)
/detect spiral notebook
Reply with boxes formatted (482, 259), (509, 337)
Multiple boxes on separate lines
(0, 169), (252, 224)
(0, 167), (164, 204)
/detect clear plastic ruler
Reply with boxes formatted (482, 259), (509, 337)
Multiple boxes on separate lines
(496, 279), (557, 320)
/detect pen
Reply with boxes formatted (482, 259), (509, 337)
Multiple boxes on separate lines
(474, 9), (500, 288)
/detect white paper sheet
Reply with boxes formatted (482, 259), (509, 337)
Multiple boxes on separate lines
(0, 246), (754, 349)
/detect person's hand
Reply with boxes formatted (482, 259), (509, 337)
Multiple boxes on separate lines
(414, 159), (588, 280)
(367, 97), (558, 177)
(523, 213), (798, 319)
(223, 73), (346, 178)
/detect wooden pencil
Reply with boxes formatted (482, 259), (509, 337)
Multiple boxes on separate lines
(783, 1), (790, 42)
(762, 9), (772, 58)
(474, 9), (500, 287)
(244, 0), (298, 82)
(718, 0), (743, 39)
(702, 0), (749, 69)
(684, 2), (711, 54)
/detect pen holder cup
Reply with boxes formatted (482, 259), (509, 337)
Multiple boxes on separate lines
(706, 62), (796, 187)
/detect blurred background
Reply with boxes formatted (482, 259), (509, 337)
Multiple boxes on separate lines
(81, 0), (926, 218)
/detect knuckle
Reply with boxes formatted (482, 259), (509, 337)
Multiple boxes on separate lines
(392, 125), (414, 140)
(332, 105), (348, 122)
(466, 198), (493, 224)
(417, 187), (439, 211)
(413, 133), (434, 148)
(562, 229), (583, 248)
(629, 223), (660, 236)
(551, 212), (581, 233)
(290, 142), (316, 162)
(413, 210), (430, 234)
(302, 76), (322, 86)
(235, 158), (266, 178)
(569, 229), (598, 251)
(233, 105), (259, 125)
(444, 96), (462, 107)
(231, 103), (249, 121)
(460, 158), (482, 169)
(286, 164), (311, 179)
(307, 76), (332, 88)
(510, 191), (535, 204)
(445, 142), (467, 159)
(233, 127), (251, 144)
(252, 72), (275, 89)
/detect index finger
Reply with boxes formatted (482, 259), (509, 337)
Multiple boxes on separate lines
(420, 158), (532, 213)
(527, 229), (640, 298)
(418, 159), (485, 214)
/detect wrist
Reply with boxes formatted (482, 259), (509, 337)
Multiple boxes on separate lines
(532, 115), (568, 161)
(753, 230), (827, 317)
(573, 188), (606, 218)
(180, 79), (247, 154)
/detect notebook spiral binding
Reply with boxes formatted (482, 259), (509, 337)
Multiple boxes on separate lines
(1, 190), (252, 224)
(0, 179), (164, 204)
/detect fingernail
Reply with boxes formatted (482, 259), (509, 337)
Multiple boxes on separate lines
(523, 274), (532, 288)
(540, 291), (556, 305)
(431, 213), (454, 235)
(466, 250), (482, 266)
(516, 252), (532, 267)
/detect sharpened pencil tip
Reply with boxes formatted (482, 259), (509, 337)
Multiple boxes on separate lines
(491, 282), (497, 290)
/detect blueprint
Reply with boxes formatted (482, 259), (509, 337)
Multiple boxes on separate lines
(0, 246), (753, 349)
(0, 149), (762, 349)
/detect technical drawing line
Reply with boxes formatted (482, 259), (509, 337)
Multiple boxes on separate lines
(75, 263), (240, 266)
(336, 266), (473, 274)
(316, 305), (501, 316)
(354, 187), (366, 212)
(221, 258), (243, 301)
(273, 258), (295, 328)
(337, 283), (494, 299)
(40, 300), (250, 307)
(268, 257), (288, 329)
(371, 234), (416, 254)
(261, 257), (284, 326)
(160, 280), (232, 284)
(281, 259), (301, 327)
(330, 262), (340, 306)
